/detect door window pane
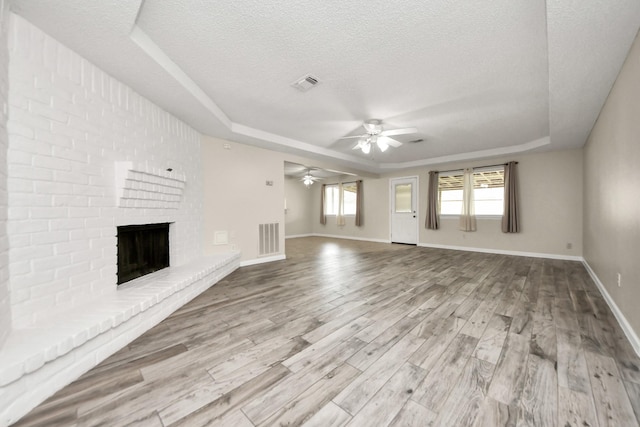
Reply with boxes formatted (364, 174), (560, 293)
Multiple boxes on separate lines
(395, 183), (412, 213)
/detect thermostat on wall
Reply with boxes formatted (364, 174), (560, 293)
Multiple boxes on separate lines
(214, 231), (229, 245)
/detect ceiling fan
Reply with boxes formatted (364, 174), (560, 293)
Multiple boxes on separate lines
(300, 168), (322, 187)
(340, 119), (417, 154)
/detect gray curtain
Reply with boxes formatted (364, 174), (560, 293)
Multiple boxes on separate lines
(426, 171), (439, 230)
(355, 180), (363, 227)
(320, 184), (327, 225)
(502, 161), (520, 233)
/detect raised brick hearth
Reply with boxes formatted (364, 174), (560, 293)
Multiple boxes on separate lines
(0, 252), (239, 425)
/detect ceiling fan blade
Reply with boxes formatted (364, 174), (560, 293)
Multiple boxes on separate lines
(378, 136), (402, 147)
(340, 135), (367, 140)
(380, 127), (417, 137)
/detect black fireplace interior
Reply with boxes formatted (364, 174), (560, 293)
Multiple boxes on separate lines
(117, 223), (170, 285)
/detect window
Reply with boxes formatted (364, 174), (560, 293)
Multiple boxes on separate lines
(438, 168), (504, 216)
(473, 170), (504, 215)
(324, 184), (339, 215)
(324, 182), (358, 215)
(342, 182), (357, 215)
(439, 173), (464, 215)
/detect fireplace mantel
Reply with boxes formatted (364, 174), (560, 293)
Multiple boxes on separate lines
(115, 161), (187, 209)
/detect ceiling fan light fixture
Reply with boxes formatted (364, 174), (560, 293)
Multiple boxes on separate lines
(345, 119), (417, 155)
(302, 168), (316, 187)
(303, 175), (314, 187)
(363, 119), (382, 134)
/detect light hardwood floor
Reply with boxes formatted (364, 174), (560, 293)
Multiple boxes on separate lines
(14, 237), (640, 426)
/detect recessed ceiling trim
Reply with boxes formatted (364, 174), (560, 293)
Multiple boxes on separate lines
(378, 136), (551, 169)
(15, 1), (640, 175)
(92, 19), (558, 174)
(126, 26), (554, 173)
(128, 10), (551, 174)
(130, 22), (377, 169)
(129, 25), (233, 129)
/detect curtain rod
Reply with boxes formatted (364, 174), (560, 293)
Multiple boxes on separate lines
(434, 161), (518, 175)
(324, 179), (361, 186)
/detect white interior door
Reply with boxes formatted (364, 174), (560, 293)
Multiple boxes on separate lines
(390, 177), (418, 244)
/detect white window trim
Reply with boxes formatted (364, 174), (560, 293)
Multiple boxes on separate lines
(440, 214), (502, 220)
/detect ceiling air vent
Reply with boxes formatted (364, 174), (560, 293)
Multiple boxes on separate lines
(291, 74), (320, 92)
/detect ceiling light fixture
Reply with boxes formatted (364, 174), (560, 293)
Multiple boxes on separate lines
(301, 168), (319, 188)
(361, 140), (371, 154)
(303, 174), (314, 187)
(358, 135), (388, 154)
(376, 136), (389, 152)
(343, 119), (417, 155)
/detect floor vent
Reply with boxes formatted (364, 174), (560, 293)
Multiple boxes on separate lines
(259, 223), (280, 256)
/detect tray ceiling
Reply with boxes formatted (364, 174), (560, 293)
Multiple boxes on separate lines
(11, 0), (640, 174)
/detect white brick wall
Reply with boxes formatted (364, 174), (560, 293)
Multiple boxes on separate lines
(7, 14), (204, 328)
(0, 0), (11, 348)
(0, 14), (241, 425)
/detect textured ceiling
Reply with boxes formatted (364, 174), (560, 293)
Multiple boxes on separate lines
(10, 0), (640, 175)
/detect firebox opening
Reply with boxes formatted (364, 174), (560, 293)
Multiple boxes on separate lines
(117, 223), (170, 285)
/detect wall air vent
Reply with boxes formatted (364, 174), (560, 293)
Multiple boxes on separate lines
(291, 74), (320, 92)
(259, 223), (280, 256)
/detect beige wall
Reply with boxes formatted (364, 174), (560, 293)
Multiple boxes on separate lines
(310, 149), (583, 257)
(584, 30), (640, 337)
(284, 177), (313, 236)
(201, 134), (378, 260)
(0, 1), (9, 347)
(202, 128), (584, 264)
(420, 149), (583, 256)
(202, 136), (285, 262)
(311, 175), (390, 242)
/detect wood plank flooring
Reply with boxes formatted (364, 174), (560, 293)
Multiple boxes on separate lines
(14, 237), (640, 426)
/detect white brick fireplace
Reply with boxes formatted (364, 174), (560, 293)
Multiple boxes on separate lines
(0, 13), (240, 425)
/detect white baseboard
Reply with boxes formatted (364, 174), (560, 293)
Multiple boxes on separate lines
(417, 242), (583, 261)
(240, 254), (286, 267)
(289, 236), (582, 260)
(582, 260), (640, 358)
(308, 233), (391, 244)
(285, 234), (313, 239)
